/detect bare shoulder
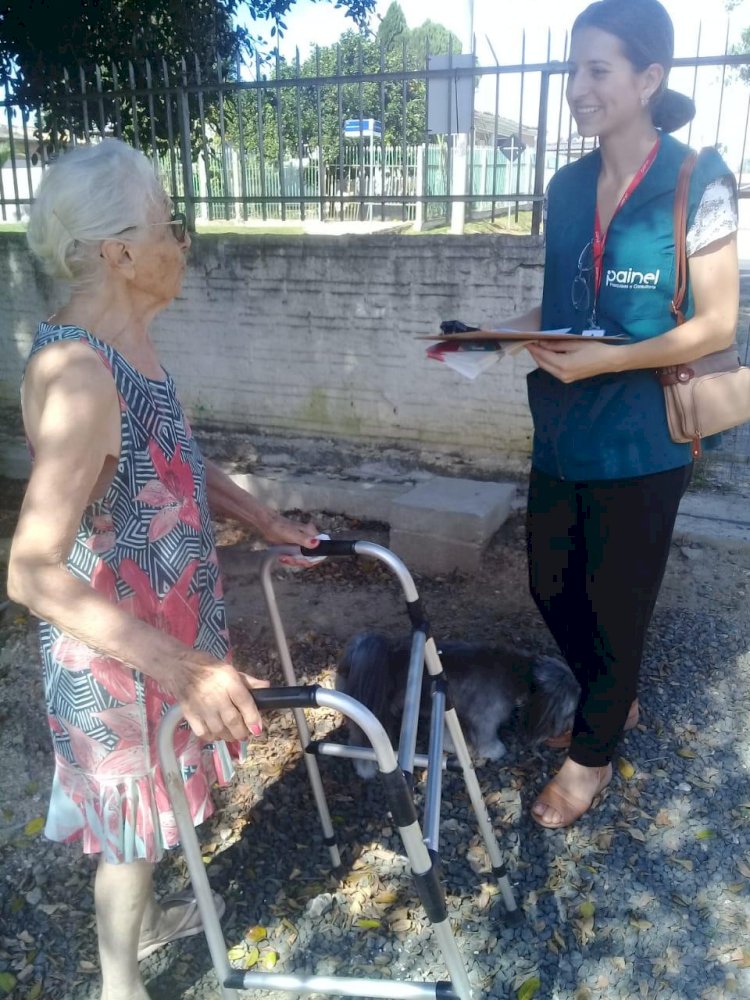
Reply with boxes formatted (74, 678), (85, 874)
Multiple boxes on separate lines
(25, 337), (113, 393)
(23, 338), (120, 454)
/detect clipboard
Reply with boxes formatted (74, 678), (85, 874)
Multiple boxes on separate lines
(417, 329), (629, 344)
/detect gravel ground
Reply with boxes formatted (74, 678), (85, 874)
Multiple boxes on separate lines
(2, 482), (750, 1000)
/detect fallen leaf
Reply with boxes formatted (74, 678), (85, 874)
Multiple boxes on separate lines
(26, 984), (42, 1000)
(23, 818), (45, 838)
(727, 883), (746, 894)
(0, 973), (16, 995)
(356, 918), (382, 930)
(244, 926), (267, 943)
(262, 951), (278, 969)
(516, 976), (541, 1000)
(228, 945), (246, 963)
(629, 892), (656, 909)
(677, 748), (697, 759)
(574, 916), (595, 946)
(630, 918), (653, 932)
(578, 901), (595, 920)
(390, 918), (412, 933)
(373, 890), (399, 905)
(618, 758), (636, 780)
(243, 947), (260, 969)
(628, 828), (647, 843)
(696, 830), (714, 841)
(738, 861), (750, 879)
(670, 858), (694, 872)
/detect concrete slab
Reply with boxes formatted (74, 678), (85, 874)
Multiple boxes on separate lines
(230, 471), (408, 524)
(390, 478), (516, 544)
(229, 470), (518, 575)
(389, 528), (487, 576)
(674, 492), (750, 551)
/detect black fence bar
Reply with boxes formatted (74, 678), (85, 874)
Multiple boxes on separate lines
(531, 69), (550, 237)
(3, 46), (750, 228)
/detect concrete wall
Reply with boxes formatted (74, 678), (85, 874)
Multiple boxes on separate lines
(0, 232), (544, 471)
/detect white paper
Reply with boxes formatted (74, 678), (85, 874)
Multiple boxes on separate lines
(438, 351), (502, 380)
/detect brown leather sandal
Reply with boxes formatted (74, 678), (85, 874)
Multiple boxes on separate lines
(531, 763), (613, 829)
(544, 698), (640, 750)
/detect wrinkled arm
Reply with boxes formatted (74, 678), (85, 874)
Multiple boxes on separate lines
(204, 458), (318, 547)
(8, 344), (266, 741)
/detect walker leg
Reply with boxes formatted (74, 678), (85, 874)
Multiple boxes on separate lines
(259, 558), (341, 868)
(424, 639), (519, 920)
(159, 708), (240, 1000)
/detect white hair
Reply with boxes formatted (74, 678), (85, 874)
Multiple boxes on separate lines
(26, 139), (168, 286)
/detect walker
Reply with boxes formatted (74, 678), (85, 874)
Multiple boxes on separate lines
(158, 539), (520, 1000)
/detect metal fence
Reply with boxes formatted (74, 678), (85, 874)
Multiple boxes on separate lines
(3, 34), (750, 232)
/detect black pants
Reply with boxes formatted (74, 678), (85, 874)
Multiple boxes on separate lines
(526, 463), (692, 767)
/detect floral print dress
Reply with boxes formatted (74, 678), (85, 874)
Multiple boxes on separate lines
(29, 323), (235, 864)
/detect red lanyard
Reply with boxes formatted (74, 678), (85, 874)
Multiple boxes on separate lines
(592, 137), (660, 301)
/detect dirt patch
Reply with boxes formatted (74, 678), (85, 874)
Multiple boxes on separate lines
(2, 488), (749, 845)
(3, 477), (750, 998)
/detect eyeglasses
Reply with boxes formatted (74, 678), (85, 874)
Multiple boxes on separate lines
(153, 212), (188, 242)
(571, 239), (595, 324)
(114, 211), (188, 243)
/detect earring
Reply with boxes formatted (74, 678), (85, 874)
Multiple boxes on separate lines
(641, 95), (650, 107)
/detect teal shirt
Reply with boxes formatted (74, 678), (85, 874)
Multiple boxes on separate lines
(528, 133), (733, 481)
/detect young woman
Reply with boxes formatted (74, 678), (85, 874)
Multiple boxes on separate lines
(507, 0), (739, 828)
(7, 140), (320, 1000)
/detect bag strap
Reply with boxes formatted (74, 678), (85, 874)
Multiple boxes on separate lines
(670, 150), (699, 326)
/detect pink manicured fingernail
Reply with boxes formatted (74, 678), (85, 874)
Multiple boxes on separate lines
(250, 723), (262, 736)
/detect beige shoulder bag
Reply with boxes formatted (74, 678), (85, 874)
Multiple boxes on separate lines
(656, 151), (750, 459)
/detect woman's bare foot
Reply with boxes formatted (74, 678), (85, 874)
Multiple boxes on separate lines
(531, 758), (613, 829)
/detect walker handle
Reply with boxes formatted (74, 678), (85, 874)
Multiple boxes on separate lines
(251, 685), (321, 711)
(299, 539), (358, 558)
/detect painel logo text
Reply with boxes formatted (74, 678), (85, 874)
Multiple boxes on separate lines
(605, 267), (661, 290)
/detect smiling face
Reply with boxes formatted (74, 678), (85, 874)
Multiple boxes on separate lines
(566, 26), (664, 141)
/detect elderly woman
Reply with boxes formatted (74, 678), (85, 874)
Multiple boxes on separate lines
(7, 139), (319, 1000)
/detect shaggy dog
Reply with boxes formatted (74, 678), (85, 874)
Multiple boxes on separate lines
(335, 631), (580, 778)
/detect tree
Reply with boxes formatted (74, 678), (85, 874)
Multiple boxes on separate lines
(222, 6), (462, 161)
(0, 0), (377, 105)
(376, 2), (408, 52)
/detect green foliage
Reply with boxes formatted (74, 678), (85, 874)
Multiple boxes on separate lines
(376, 2), (408, 52)
(222, 6), (462, 162)
(0, 0), (376, 105)
(734, 26), (750, 84)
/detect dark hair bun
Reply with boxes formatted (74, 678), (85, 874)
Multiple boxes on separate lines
(651, 88), (696, 133)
